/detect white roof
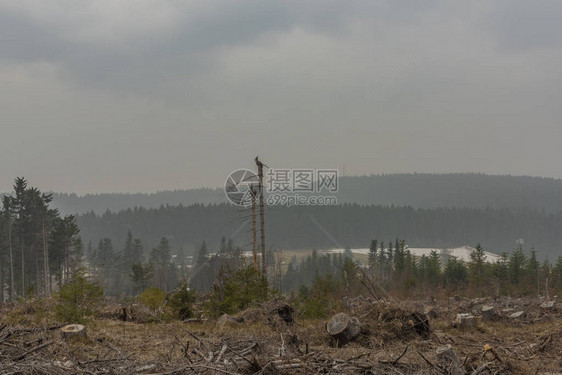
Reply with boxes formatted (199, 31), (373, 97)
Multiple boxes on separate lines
(322, 246), (501, 263)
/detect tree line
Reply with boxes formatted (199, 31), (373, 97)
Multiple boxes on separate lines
(5, 178), (561, 310)
(85, 226), (562, 301)
(280, 240), (562, 299)
(76, 203), (562, 261)
(0, 178), (82, 302)
(84, 232), (252, 297)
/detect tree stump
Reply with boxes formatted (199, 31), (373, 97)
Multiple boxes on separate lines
(216, 314), (243, 330)
(61, 324), (87, 340)
(481, 306), (497, 322)
(454, 313), (477, 328)
(436, 344), (464, 375)
(423, 305), (438, 319)
(409, 312), (431, 338)
(326, 313), (361, 346)
(273, 304), (294, 324)
(119, 306), (136, 322)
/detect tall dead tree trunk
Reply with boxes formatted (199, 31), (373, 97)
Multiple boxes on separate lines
(8, 220), (14, 300)
(21, 239), (25, 298)
(255, 157), (266, 274)
(0, 251), (4, 304)
(251, 185), (258, 271)
(34, 245), (40, 298)
(43, 220), (49, 296)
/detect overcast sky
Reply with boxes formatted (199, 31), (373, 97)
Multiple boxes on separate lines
(1, 1), (562, 194)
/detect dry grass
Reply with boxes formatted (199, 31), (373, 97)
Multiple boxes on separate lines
(1, 297), (561, 374)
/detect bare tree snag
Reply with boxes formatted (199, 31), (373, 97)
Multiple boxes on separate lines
(255, 156), (266, 274)
(436, 344), (464, 375)
(326, 313), (361, 346)
(61, 324), (87, 340)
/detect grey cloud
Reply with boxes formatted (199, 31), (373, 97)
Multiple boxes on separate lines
(1, 1), (562, 194)
(485, 0), (562, 51)
(0, 1), (439, 91)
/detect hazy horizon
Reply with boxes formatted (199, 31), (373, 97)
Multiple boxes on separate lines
(1, 171), (561, 196)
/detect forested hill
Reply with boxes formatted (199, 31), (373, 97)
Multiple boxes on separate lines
(53, 174), (562, 215)
(52, 188), (224, 215)
(335, 174), (562, 212)
(76, 204), (562, 260)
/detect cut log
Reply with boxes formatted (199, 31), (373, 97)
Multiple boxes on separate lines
(326, 313), (361, 346)
(453, 313), (477, 328)
(216, 314), (243, 329)
(481, 305), (497, 322)
(436, 344), (464, 375)
(509, 311), (525, 319)
(61, 324), (87, 340)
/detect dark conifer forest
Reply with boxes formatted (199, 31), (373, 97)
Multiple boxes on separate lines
(76, 203), (562, 259)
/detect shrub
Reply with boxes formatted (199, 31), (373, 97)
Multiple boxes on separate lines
(297, 272), (344, 319)
(167, 282), (197, 320)
(55, 271), (104, 324)
(208, 265), (269, 317)
(139, 287), (166, 310)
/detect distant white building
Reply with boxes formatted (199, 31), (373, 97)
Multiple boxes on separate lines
(323, 246), (501, 263)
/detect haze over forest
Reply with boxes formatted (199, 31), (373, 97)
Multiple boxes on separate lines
(20, 173), (559, 261)
(49, 173), (562, 215)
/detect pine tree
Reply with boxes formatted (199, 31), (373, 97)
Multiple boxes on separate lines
(368, 240), (378, 270)
(12, 177), (28, 297)
(196, 241), (208, 269)
(0, 178), (81, 298)
(469, 244), (487, 296)
(132, 239), (144, 263)
(444, 256), (467, 288)
(426, 250), (441, 286)
(509, 245), (527, 286)
(150, 237), (174, 292)
(130, 261), (154, 294)
(394, 240), (406, 277)
(527, 248), (540, 296)
(496, 252), (509, 295)
(93, 238), (116, 294)
(1, 196), (15, 300)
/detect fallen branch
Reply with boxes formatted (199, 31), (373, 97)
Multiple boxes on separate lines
(416, 350), (444, 374)
(392, 345), (409, 365)
(12, 340), (53, 361)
